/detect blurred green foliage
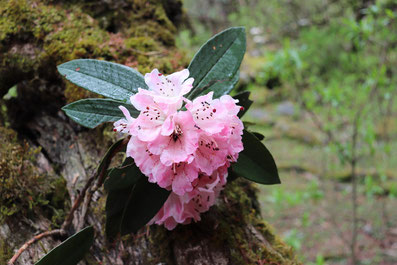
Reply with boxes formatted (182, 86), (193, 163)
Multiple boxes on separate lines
(183, 0), (396, 192)
(181, 0), (397, 263)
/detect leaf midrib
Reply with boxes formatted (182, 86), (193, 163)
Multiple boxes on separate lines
(61, 67), (132, 100)
(188, 30), (241, 98)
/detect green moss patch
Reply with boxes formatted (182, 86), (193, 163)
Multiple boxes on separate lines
(0, 126), (68, 226)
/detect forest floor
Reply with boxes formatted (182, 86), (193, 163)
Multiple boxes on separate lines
(242, 88), (397, 264)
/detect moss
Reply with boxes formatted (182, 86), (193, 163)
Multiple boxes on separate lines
(0, 126), (69, 227)
(146, 226), (174, 264)
(0, 238), (13, 265)
(125, 37), (159, 52)
(164, 179), (300, 264)
(0, 126), (49, 221)
(0, 0), (188, 103)
(210, 180), (298, 264)
(216, 179), (300, 264)
(47, 177), (69, 227)
(141, 179), (300, 264)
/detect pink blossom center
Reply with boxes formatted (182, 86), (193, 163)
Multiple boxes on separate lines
(192, 100), (216, 122)
(171, 124), (183, 142)
(154, 77), (180, 97)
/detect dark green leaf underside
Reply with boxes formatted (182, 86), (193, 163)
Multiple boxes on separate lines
(58, 59), (147, 101)
(105, 169), (170, 240)
(104, 157), (142, 192)
(232, 130), (280, 185)
(120, 178), (170, 236)
(233, 91), (253, 118)
(34, 226), (94, 265)
(252, 131), (265, 141)
(105, 185), (134, 241)
(62, 98), (139, 128)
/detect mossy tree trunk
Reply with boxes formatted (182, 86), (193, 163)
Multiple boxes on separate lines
(0, 1), (299, 264)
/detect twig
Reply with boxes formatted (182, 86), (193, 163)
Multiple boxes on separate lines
(8, 229), (66, 265)
(300, 100), (334, 144)
(61, 176), (95, 230)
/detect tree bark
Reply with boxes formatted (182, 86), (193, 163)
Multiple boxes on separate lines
(0, 1), (300, 264)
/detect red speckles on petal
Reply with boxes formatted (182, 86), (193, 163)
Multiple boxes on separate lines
(240, 107), (244, 111)
(213, 109), (217, 113)
(113, 129), (117, 132)
(158, 73), (163, 76)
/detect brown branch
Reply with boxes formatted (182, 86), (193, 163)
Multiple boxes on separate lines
(300, 100), (334, 144)
(8, 229), (66, 265)
(61, 175), (95, 230)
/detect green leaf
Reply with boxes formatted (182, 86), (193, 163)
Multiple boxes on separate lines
(105, 185), (134, 241)
(104, 158), (143, 240)
(227, 167), (240, 182)
(194, 69), (240, 99)
(97, 137), (127, 177)
(233, 91), (253, 118)
(58, 59), (147, 101)
(62, 98), (139, 128)
(104, 157), (142, 192)
(187, 27), (246, 99)
(105, 176), (170, 240)
(252, 131), (265, 141)
(232, 130), (280, 185)
(120, 178), (170, 236)
(34, 226), (94, 265)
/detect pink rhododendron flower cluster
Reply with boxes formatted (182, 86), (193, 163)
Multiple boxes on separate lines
(114, 69), (244, 230)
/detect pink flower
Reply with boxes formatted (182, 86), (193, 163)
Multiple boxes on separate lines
(147, 111), (198, 166)
(136, 69), (194, 110)
(127, 138), (198, 195)
(113, 68), (246, 230)
(129, 93), (174, 142)
(150, 166), (228, 230)
(158, 162), (198, 196)
(126, 136), (160, 181)
(185, 92), (228, 135)
(113, 106), (135, 134)
(220, 94), (241, 116)
(193, 132), (229, 175)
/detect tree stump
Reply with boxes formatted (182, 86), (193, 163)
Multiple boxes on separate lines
(0, 0), (300, 264)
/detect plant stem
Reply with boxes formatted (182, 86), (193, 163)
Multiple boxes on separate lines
(350, 113), (360, 265)
(7, 229), (66, 265)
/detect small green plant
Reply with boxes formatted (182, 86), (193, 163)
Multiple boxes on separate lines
(283, 228), (304, 251)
